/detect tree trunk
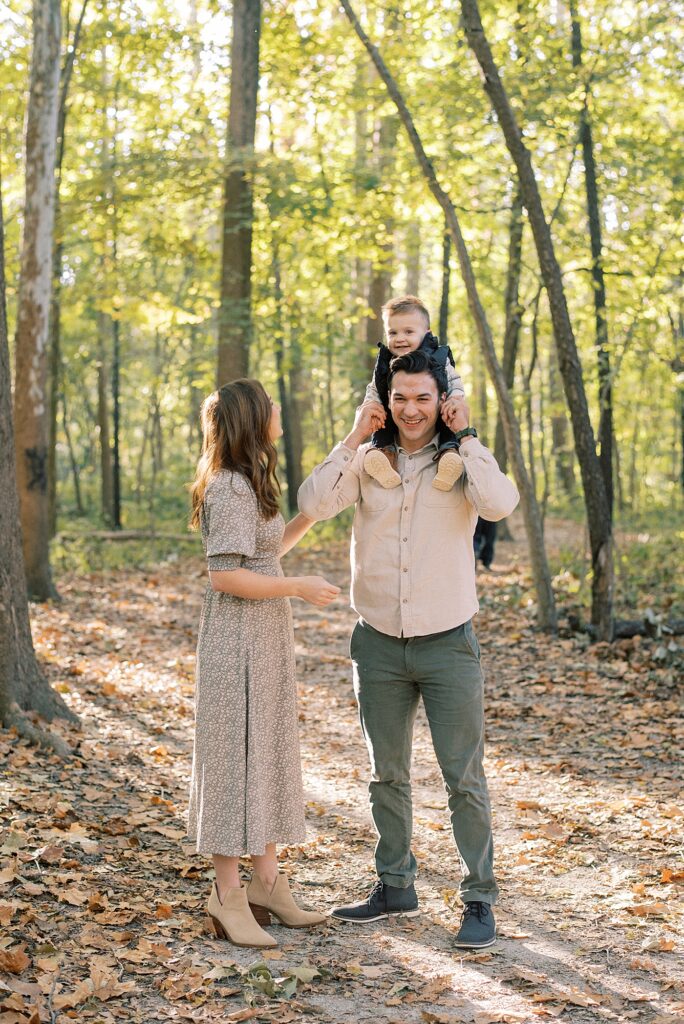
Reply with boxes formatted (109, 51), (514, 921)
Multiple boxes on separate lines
(47, 0), (89, 538)
(60, 388), (84, 516)
(405, 220), (420, 294)
(459, 0), (613, 639)
(494, 188), (523, 474)
(340, 0), (557, 632)
(438, 222), (451, 346)
(365, 113), (398, 367)
(217, 0), (261, 383)
(549, 337), (575, 496)
(96, 312), (113, 525)
(570, 0), (613, 515)
(288, 327), (306, 499)
(272, 247), (299, 514)
(0, 169), (75, 748)
(13, 0), (61, 601)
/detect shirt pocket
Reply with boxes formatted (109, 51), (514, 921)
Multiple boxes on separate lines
(361, 480), (392, 512)
(423, 483), (463, 509)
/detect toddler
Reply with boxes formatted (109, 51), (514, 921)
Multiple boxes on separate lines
(363, 295), (466, 490)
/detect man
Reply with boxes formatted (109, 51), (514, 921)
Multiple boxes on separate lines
(298, 349), (519, 949)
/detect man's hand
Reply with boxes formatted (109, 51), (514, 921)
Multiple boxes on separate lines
(343, 401), (386, 449)
(441, 395), (470, 434)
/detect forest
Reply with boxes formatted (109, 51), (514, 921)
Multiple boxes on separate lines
(1, 1), (682, 1022)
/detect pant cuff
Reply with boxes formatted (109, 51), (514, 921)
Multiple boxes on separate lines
(379, 873), (416, 889)
(459, 889), (498, 906)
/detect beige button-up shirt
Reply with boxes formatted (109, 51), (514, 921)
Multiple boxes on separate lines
(298, 435), (519, 638)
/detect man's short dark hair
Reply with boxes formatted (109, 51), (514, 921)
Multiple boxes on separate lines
(388, 348), (448, 395)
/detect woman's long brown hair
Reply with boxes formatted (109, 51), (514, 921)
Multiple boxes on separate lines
(190, 379), (281, 528)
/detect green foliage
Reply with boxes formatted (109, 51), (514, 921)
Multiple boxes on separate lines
(3, 0), (682, 572)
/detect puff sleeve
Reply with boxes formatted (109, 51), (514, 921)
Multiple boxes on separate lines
(204, 471), (258, 571)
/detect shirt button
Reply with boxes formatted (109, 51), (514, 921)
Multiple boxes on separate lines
(402, 598), (408, 603)
(408, 455), (413, 460)
(403, 567), (408, 572)
(404, 506), (409, 511)
(403, 537), (408, 542)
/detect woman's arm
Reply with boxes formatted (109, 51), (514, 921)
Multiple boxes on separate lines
(209, 567), (340, 607)
(280, 512), (316, 557)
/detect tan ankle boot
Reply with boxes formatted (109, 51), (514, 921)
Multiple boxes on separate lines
(364, 448), (401, 489)
(433, 450), (464, 491)
(207, 882), (277, 948)
(247, 872), (327, 928)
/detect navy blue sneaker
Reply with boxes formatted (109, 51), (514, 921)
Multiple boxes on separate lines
(332, 880), (420, 923)
(453, 901), (496, 948)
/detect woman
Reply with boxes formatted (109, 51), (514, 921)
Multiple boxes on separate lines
(188, 379), (340, 948)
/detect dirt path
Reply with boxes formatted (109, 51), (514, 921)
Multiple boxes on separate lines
(1, 525), (682, 1024)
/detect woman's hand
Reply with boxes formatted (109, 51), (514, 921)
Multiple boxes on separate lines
(293, 576), (341, 607)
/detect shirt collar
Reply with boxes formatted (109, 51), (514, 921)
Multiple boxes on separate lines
(397, 433), (440, 456)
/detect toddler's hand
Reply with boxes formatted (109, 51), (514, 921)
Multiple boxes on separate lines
(441, 395), (469, 433)
(362, 400), (386, 432)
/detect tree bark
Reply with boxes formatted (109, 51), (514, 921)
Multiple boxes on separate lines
(458, 0), (613, 639)
(13, 0), (62, 601)
(0, 169), (75, 748)
(341, 0), (557, 632)
(570, 0), (613, 515)
(217, 0), (261, 383)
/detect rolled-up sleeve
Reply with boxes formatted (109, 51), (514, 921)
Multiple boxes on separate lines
(298, 443), (362, 521)
(204, 472), (257, 570)
(460, 439), (519, 521)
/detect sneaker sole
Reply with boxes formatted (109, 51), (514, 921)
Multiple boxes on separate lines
(453, 934), (497, 949)
(332, 908), (421, 924)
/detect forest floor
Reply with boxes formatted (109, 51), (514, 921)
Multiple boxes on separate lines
(1, 512), (682, 1024)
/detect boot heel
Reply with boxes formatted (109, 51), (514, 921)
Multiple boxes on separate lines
(248, 902), (272, 926)
(210, 914), (228, 939)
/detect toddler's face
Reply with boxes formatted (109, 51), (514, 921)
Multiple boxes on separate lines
(384, 310), (429, 356)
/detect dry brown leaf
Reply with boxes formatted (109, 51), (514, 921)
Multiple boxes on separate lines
(629, 902), (668, 917)
(0, 949), (30, 975)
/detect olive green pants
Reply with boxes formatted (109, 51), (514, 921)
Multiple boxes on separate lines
(350, 618), (498, 905)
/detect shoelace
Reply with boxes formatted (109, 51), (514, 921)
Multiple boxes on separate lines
(367, 879), (386, 904)
(461, 901), (489, 923)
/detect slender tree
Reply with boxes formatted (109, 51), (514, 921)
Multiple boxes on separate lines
(217, 0), (261, 383)
(13, 0), (62, 600)
(340, 0), (557, 632)
(570, 0), (613, 514)
(48, 0), (89, 536)
(438, 221), (451, 346)
(458, 0), (613, 639)
(0, 170), (75, 751)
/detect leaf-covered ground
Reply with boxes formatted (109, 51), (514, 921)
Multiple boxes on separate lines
(1, 514), (682, 1024)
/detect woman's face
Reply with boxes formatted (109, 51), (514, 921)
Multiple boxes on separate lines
(268, 395), (283, 441)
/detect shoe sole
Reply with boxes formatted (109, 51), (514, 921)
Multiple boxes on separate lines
(331, 908), (421, 924)
(453, 934), (497, 949)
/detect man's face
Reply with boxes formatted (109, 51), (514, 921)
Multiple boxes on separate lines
(383, 310), (429, 357)
(388, 371), (441, 450)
